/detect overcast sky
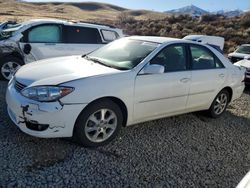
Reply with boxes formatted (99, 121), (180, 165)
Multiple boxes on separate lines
(23, 0), (250, 12)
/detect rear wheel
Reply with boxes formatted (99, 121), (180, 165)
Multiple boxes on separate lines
(0, 57), (23, 81)
(74, 99), (123, 147)
(208, 89), (229, 118)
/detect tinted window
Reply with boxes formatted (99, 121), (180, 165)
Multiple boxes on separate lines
(101, 30), (118, 41)
(28, 25), (61, 43)
(64, 26), (102, 44)
(151, 45), (187, 72)
(190, 45), (224, 70)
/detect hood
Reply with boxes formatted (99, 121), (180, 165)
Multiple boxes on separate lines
(15, 56), (121, 86)
(234, 59), (250, 69)
(228, 52), (250, 58)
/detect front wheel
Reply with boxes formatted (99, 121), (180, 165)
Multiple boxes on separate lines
(208, 89), (229, 118)
(0, 57), (23, 81)
(74, 99), (123, 147)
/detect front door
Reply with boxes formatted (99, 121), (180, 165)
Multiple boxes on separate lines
(134, 44), (191, 122)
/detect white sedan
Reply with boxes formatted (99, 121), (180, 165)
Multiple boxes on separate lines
(6, 36), (245, 147)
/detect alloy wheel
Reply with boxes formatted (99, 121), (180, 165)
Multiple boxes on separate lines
(1, 61), (21, 80)
(214, 93), (228, 115)
(84, 108), (117, 143)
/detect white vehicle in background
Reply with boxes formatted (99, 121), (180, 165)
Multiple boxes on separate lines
(228, 44), (250, 63)
(0, 20), (19, 32)
(183, 35), (225, 53)
(6, 36), (245, 147)
(234, 55), (250, 85)
(0, 19), (124, 80)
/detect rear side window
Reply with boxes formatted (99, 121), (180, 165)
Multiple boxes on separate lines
(101, 30), (119, 42)
(28, 25), (62, 43)
(190, 45), (224, 70)
(64, 26), (102, 44)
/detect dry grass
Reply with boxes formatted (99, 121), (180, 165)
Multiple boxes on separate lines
(0, 0), (167, 22)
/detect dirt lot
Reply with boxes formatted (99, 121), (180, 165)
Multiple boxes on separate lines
(0, 80), (249, 187)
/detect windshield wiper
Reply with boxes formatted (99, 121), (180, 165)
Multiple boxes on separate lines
(83, 55), (130, 71)
(84, 55), (117, 69)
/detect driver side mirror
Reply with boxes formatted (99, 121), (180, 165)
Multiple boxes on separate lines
(23, 44), (31, 55)
(140, 64), (165, 75)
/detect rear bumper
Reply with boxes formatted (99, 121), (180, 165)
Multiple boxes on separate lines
(6, 80), (87, 138)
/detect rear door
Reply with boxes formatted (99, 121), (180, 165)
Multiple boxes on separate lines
(186, 44), (227, 109)
(63, 25), (104, 55)
(19, 24), (65, 63)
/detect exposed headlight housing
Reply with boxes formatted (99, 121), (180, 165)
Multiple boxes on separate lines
(21, 86), (74, 102)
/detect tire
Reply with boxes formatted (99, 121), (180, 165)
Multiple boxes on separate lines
(208, 89), (230, 118)
(0, 56), (24, 81)
(73, 99), (123, 147)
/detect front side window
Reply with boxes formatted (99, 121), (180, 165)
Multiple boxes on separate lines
(87, 38), (159, 70)
(190, 45), (224, 70)
(28, 25), (61, 43)
(64, 26), (102, 44)
(151, 45), (187, 72)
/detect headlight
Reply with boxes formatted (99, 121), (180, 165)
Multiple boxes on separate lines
(21, 86), (74, 102)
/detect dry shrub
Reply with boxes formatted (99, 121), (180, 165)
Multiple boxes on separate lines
(240, 12), (250, 27)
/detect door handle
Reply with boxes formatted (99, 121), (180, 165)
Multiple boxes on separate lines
(219, 73), (225, 78)
(180, 78), (190, 83)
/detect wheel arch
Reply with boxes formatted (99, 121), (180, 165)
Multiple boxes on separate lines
(76, 96), (128, 127)
(222, 86), (233, 103)
(2, 51), (24, 63)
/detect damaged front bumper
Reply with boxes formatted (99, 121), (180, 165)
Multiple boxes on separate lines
(6, 81), (87, 138)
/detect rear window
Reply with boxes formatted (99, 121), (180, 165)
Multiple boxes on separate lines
(101, 30), (119, 42)
(64, 26), (102, 44)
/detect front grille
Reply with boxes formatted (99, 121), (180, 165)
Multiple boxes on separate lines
(14, 80), (27, 92)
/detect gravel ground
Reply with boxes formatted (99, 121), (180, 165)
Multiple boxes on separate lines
(0, 80), (249, 187)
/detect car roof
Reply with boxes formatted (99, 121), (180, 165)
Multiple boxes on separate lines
(128, 36), (183, 44)
(21, 18), (119, 30)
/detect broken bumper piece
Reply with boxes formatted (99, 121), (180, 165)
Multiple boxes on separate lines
(6, 81), (87, 138)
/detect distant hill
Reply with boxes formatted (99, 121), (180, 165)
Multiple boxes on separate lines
(0, 0), (167, 22)
(214, 10), (243, 17)
(165, 4), (245, 17)
(165, 5), (209, 17)
(38, 2), (127, 12)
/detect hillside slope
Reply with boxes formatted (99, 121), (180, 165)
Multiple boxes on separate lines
(0, 1), (249, 53)
(0, 0), (167, 22)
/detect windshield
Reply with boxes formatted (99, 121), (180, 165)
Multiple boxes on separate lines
(87, 38), (159, 70)
(236, 46), (250, 54)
